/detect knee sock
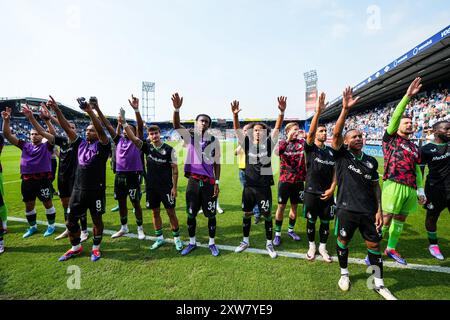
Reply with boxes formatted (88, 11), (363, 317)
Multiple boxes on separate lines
(319, 220), (330, 244)
(382, 225), (389, 238)
(427, 231), (438, 245)
(368, 249), (384, 280)
(93, 235), (103, 247)
(387, 220), (404, 250)
(265, 216), (273, 241)
(243, 217), (252, 238)
(25, 209), (37, 227)
(155, 228), (163, 240)
(288, 218), (296, 233)
(208, 217), (216, 239)
(120, 215), (128, 227)
(336, 240), (349, 272)
(307, 219), (316, 243)
(46, 207), (56, 226)
(80, 215), (88, 232)
(187, 217), (197, 238)
(172, 227), (180, 239)
(275, 219), (283, 236)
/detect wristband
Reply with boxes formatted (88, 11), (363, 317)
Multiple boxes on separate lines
(133, 108), (140, 113)
(174, 109), (180, 113)
(417, 188), (425, 197)
(279, 111), (285, 116)
(215, 180), (220, 185)
(122, 122), (129, 128)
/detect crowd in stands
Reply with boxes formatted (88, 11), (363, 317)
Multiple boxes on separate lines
(7, 88), (448, 146)
(325, 88), (450, 145)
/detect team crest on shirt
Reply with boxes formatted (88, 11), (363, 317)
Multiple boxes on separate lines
(427, 202), (434, 210)
(430, 148), (437, 153)
(340, 228), (347, 238)
(160, 149), (167, 156)
(365, 161), (374, 169)
(329, 150), (333, 157)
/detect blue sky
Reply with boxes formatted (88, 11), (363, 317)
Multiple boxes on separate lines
(1, 0), (448, 121)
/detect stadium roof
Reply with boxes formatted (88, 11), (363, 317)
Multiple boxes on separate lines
(313, 24), (450, 122)
(0, 96), (85, 120)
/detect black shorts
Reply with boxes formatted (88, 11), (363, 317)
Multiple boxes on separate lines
(114, 172), (142, 204)
(58, 176), (74, 199)
(335, 209), (382, 243)
(242, 186), (272, 215)
(278, 181), (304, 205)
(146, 187), (176, 210)
(303, 192), (335, 221)
(21, 178), (53, 203)
(69, 188), (106, 218)
(424, 187), (450, 216)
(186, 178), (217, 218)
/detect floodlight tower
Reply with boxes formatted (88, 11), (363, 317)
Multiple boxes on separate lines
(303, 70), (318, 119)
(142, 81), (156, 122)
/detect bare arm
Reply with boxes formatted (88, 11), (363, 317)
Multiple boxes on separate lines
(39, 105), (57, 137)
(22, 105), (55, 143)
(171, 163), (179, 199)
(231, 100), (245, 145)
(172, 93), (185, 130)
(321, 168), (337, 201)
(115, 121), (122, 138)
(271, 96), (287, 142)
(40, 102), (61, 127)
(86, 103), (109, 145)
(307, 92), (327, 145)
(47, 96), (77, 141)
(91, 99), (116, 138)
(234, 145), (243, 156)
(213, 162), (221, 198)
(129, 95), (144, 140)
(332, 87), (360, 150)
(373, 181), (383, 231)
(119, 109), (143, 149)
(1, 108), (19, 146)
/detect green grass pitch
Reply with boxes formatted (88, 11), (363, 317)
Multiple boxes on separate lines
(0, 142), (449, 300)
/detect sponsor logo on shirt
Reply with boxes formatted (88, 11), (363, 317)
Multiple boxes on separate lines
(314, 158), (335, 166)
(348, 165), (362, 175)
(432, 152), (450, 162)
(400, 143), (418, 158)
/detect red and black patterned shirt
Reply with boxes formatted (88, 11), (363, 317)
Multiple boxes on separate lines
(382, 131), (420, 188)
(278, 139), (306, 183)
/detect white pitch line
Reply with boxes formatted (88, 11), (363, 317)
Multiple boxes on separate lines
(3, 179), (22, 185)
(8, 217), (450, 275)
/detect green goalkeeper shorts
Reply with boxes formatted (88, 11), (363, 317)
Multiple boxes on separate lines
(382, 180), (417, 216)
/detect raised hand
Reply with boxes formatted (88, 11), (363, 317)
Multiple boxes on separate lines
(22, 104), (33, 118)
(342, 86), (360, 110)
(406, 77), (422, 98)
(231, 100), (241, 115)
(47, 95), (60, 111)
(119, 108), (126, 124)
(316, 92), (328, 113)
(2, 107), (12, 120)
(89, 96), (99, 110)
(278, 96), (287, 113)
(39, 103), (51, 121)
(128, 94), (139, 111)
(172, 93), (183, 110)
